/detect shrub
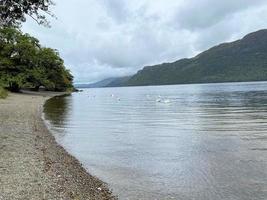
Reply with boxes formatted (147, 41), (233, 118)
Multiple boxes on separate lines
(0, 87), (8, 99)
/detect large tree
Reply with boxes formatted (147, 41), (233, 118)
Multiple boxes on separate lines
(0, 27), (30, 91)
(0, 0), (54, 27)
(0, 27), (73, 92)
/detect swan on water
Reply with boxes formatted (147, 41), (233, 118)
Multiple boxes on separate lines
(156, 98), (162, 102)
(163, 99), (171, 103)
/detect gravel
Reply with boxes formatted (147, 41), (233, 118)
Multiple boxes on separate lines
(0, 91), (116, 200)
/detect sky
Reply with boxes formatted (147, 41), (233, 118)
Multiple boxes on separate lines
(22, 0), (267, 84)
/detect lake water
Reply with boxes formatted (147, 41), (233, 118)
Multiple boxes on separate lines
(44, 82), (267, 200)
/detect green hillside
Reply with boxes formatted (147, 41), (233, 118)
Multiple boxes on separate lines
(126, 29), (267, 86)
(106, 76), (131, 87)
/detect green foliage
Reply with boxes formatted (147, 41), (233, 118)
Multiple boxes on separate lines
(0, 86), (7, 99)
(126, 29), (267, 86)
(0, 26), (74, 92)
(0, 0), (54, 27)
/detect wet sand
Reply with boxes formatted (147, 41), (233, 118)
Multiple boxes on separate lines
(0, 91), (116, 200)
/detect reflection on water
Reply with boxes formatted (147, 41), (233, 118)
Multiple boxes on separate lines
(44, 82), (267, 200)
(43, 94), (72, 136)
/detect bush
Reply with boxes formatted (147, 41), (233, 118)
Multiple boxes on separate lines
(0, 87), (8, 99)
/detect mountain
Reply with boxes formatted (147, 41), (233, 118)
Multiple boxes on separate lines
(75, 76), (131, 88)
(125, 29), (267, 86)
(75, 78), (117, 88)
(106, 76), (132, 87)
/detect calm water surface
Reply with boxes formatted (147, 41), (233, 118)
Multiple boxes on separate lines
(44, 82), (267, 200)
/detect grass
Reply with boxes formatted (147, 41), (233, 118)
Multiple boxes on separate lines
(0, 87), (8, 99)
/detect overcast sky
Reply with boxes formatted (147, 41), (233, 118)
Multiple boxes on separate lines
(22, 0), (267, 83)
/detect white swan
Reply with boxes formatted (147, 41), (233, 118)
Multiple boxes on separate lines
(163, 99), (171, 103)
(156, 98), (162, 102)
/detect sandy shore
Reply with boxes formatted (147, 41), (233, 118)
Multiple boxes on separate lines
(0, 91), (116, 200)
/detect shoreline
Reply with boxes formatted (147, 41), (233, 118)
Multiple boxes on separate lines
(0, 91), (116, 200)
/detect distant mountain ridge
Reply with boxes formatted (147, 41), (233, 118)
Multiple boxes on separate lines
(75, 78), (117, 88)
(125, 29), (267, 86)
(78, 29), (267, 88)
(75, 76), (131, 88)
(106, 76), (131, 87)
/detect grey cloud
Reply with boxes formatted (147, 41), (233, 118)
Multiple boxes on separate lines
(100, 0), (129, 23)
(174, 0), (266, 30)
(22, 0), (267, 83)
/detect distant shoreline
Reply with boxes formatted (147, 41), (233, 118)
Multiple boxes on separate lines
(0, 91), (115, 199)
(76, 80), (267, 89)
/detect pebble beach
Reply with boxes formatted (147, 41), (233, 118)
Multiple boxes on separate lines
(0, 91), (115, 200)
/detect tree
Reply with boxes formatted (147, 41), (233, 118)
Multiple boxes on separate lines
(0, 27), (30, 91)
(0, 0), (54, 27)
(37, 47), (73, 91)
(0, 27), (74, 92)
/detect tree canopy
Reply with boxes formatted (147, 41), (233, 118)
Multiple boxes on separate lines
(0, 27), (73, 92)
(0, 0), (54, 27)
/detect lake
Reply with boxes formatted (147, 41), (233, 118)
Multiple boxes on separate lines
(43, 82), (267, 200)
